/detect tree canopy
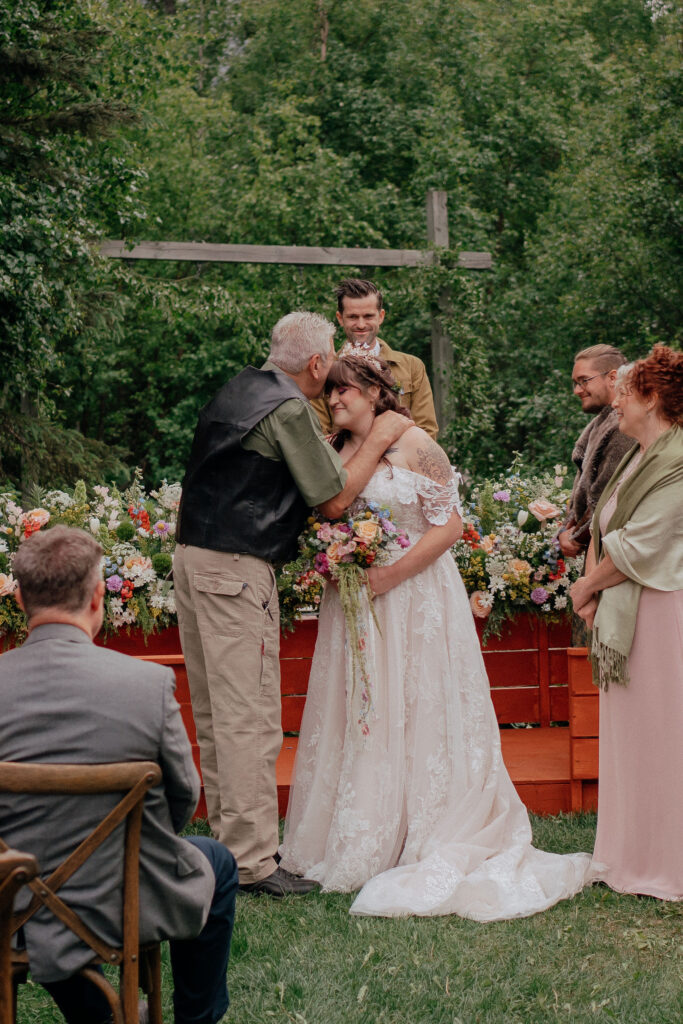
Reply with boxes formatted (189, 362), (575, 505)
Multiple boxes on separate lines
(1, 0), (681, 488)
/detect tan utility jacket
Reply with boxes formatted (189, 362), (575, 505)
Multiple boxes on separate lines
(311, 339), (439, 439)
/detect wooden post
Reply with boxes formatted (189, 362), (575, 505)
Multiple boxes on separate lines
(426, 190), (452, 433)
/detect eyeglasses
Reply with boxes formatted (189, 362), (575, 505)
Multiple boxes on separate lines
(572, 371), (608, 391)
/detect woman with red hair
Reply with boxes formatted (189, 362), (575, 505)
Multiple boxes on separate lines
(570, 344), (683, 900)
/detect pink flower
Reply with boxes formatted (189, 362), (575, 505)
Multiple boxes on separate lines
(531, 587), (549, 605)
(528, 498), (562, 522)
(470, 591), (492, 618)
(397, 535), (410, 549)
(317, 522), (334, 543)
(106, 574), (123, 593)
(314, 553), (330, 574)
(23, 508), (50, 529)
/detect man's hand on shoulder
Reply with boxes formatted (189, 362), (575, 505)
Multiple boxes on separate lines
(370, 410), (414, 448)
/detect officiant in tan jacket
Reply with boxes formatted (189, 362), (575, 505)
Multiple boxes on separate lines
(312, 279), (439, 439)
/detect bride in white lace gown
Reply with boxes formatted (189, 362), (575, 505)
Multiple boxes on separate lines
(279, 352), (594, 919)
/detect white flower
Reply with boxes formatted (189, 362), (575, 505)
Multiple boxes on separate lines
(0, 572), (17, 596)
(489, 575), (507, 594)
(0, 539), (7, 554)
(6, 501), (23, 525)
(554, 595), (568, 609)
(45, 490), (74, 509)
(152, 481), (182, 512)
(89, 517), (101, 534)
(517, 510), (529, 527)
(106, 596), (136, 627)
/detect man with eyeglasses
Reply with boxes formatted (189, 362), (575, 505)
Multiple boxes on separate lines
(558, 344), (633, 559)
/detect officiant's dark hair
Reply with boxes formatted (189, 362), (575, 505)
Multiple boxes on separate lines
(324, 355), (412, 452)
(335, 279), (383, 313)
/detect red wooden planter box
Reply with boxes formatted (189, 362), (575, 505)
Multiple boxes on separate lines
(4, 615), (582, 819)
(567, 647), (599, 812)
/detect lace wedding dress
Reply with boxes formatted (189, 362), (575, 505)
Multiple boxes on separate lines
(279, 465), (594, 919)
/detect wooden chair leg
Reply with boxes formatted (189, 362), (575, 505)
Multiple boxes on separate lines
(80, 966), (124, 1024)
(120, 958), (141, 1024)
(140, 946), (163, 1024)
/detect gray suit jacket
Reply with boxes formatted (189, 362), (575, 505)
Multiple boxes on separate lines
(0, 623), (214, 982)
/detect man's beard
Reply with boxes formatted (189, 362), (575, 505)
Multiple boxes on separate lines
(347, 328), (379, 349)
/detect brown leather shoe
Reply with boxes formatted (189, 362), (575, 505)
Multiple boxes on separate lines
(239, 867), (320, 897)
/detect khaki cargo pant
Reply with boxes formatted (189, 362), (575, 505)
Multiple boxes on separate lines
(173, 544), (281, 884)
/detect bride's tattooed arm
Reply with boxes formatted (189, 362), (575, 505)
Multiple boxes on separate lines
(415, 439), (452, 484)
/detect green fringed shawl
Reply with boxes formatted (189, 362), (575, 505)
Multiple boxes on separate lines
(590, 424), (683, 689)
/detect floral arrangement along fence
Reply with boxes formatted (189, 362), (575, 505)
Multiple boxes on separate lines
(452, 458), (581, 636)
(0, 474), (179, 643)
(1, 460), (579, 644)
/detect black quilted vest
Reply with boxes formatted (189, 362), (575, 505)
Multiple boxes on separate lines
(177, 367), (310, 562)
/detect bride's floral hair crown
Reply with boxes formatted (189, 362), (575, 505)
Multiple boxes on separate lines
(327, 345), (402, 394)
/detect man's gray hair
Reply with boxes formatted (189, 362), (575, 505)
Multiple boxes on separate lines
(13, 525), (103, 619)
(269, 312), (335, 374)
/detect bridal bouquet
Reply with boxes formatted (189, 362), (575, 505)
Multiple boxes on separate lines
(282, 501), (410, 735)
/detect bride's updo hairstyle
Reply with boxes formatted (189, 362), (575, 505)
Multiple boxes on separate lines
(324, 351), (413, 451)
(628, 343), (683, 427)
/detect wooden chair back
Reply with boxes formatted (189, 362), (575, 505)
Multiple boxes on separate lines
(0, 761), (163, 1024)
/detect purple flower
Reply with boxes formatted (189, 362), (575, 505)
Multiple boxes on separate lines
(493, 490), (511, 502)
(106, 574), (123, 593)
(153, 521), (170, 537)
(531, 587), (549, 605)
(314, 553), (330, 574)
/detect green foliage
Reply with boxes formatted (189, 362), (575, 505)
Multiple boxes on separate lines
(116, 521), (135, 542)
(2, 0), (681, 487)
(0, 0), (143, 487)
(15, 811), (683, 1023)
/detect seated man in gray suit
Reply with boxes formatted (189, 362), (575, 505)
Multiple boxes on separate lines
(0, 526), (238, 1024)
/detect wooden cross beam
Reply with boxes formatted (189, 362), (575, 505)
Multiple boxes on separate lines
(99, 192), (491, 430)
(99, 239), (491, 270)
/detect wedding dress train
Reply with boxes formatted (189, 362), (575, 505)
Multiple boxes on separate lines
(279, 465), (594, 919)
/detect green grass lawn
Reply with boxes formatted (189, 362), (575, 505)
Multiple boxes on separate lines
(15, 814), (682, 1024)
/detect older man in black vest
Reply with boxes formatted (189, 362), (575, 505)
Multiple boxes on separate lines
(174, 311), (411, 896)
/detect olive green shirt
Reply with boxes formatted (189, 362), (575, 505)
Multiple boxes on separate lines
(241, 361), (347, 507)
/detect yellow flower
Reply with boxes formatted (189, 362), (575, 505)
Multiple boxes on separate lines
(312, 521), (321, 530)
